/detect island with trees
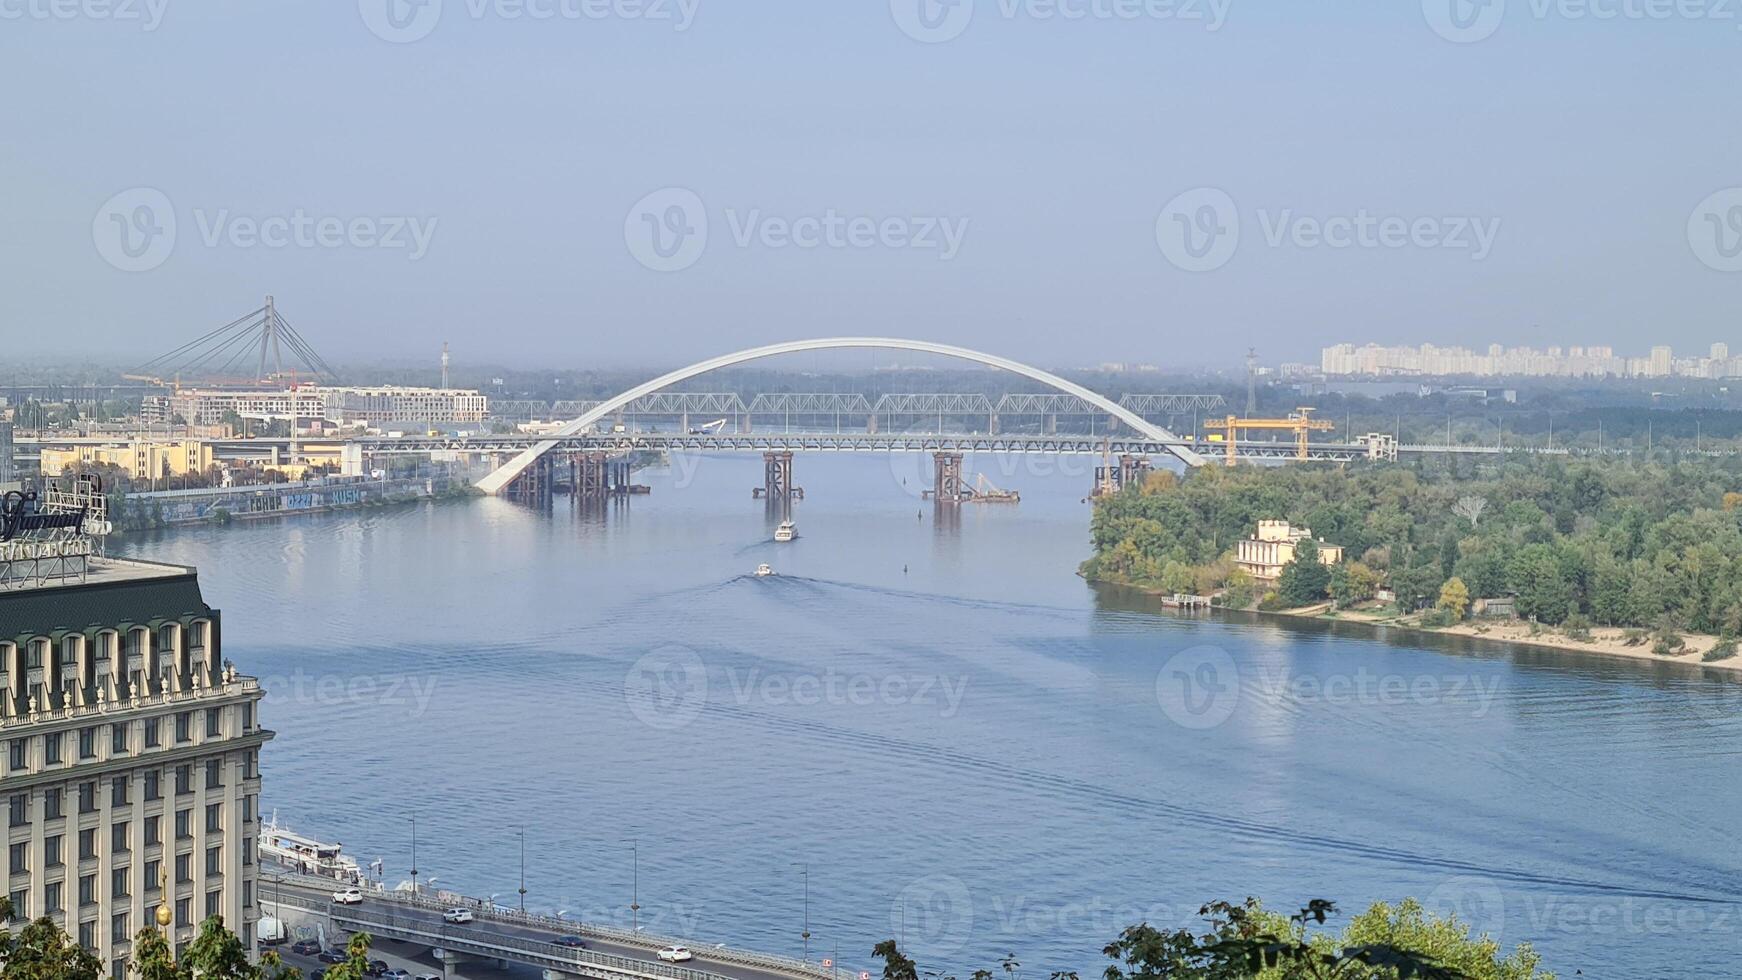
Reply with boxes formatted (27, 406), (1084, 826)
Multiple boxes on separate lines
(1083, 456), (1742, 667)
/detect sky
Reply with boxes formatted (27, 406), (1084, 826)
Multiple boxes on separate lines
(2, 0), (1740, 372)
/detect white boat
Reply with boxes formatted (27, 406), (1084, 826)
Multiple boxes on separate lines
(755, 563), (776, 577)
(259, 812), (363, 884)
(774, 520), (797, 542)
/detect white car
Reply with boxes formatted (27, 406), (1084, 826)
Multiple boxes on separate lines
(658, 946), (694, 963)
(331, 887), (364, 905)
(443, 907), (475, 924)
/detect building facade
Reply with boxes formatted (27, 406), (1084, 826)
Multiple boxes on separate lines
(0, 420), (14, 487)
(142, 386), (488, 429)
(1, 558), (270, 976)
(1320, 341), (1741, 379)
(1235, 520), (1343, 582)
(37, 440), (215, 482)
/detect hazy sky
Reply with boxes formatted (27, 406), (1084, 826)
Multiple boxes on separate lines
(3, 1), (1739, 371)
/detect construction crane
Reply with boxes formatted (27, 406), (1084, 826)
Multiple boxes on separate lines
(1202, 407), (1334, 465)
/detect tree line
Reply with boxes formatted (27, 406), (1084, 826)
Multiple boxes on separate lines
(1083, 456), (1742, 642)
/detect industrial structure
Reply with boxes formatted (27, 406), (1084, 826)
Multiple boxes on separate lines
(1202, 407), (1335, 465)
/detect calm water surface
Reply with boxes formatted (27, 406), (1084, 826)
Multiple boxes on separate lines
(121, 454), (1742, 978)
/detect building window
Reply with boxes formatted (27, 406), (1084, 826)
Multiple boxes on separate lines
(243, 702), (255, 731)
(79, 919), (95, 949)
(111, 822), (130, 854)
(243, 796), (254, 823)
(204, 890), (219, 918)
(205, 708), (221, 737)
(205, 803), (222, 833)
(111, 723), (127, 754)
(111, 776), (129, 808)
(242, 838), (253, 866)
(7, 740), (24, 772)
(7, 793), (24, 826)
(45, 732), (62, 764)
(242, 881), (253, 908)
(111, 912), (129, 943)
(78, 727), (95, 759)
(175, 853), (190, 884)
(78, 782), (95, 814)
(79, 829), (95, 860)
(144, 859), (161, 893)
(9, 842), (28, 875)
(111, 866), (130, 899)
(44, 788), (62, 820)
(204, 845), (221, 876)
(175, 765), (191, 796)
(45, 834), (62, 868)
(175, 897), (190, 927)
(145, 816), (161, 847)
(144, 770), (161, 802)
(8, 890), (25, 922)
(79, 874), (95, 907)
(204, 760), (222, 790)
(244, 750), (258, 780)
(144, 718), (160, 748)
(175, 809), (190, 840)
(44, 881), (62, 915)
(175, 713), (190, 743)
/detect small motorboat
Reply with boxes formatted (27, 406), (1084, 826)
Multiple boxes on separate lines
(755, 563), (776, 577)
(774, 520), (797, 542)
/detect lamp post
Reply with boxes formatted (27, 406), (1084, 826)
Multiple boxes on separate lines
(791, 863), (810, 962)
(519, 828), (527, 913)
(624, 838), (640, 932)
(410, 815), (419, 898)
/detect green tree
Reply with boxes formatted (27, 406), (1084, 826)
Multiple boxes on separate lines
(1437, 578), (1471, 621)
(0, 897), (103, 979)
(1277, 539), (1332, 607)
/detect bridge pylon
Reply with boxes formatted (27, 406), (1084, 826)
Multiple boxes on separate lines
(933, 452), (966, 503)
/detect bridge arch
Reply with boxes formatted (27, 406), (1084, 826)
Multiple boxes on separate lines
(475, 338), (1206, 493)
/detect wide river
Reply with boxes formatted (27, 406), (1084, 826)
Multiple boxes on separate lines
(120, 453), (1742, 978)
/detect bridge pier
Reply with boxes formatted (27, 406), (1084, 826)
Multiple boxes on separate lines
(1118, 454), (1151, 490)
(933, 452), (965, 503)
(763, 451), (794, 502)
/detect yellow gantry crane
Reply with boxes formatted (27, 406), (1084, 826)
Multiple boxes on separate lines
(1202, 407), (1334, 465)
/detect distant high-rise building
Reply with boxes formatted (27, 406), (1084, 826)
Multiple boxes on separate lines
(0, 419), (14, 486)
(1712, 342), (1729, 362)
(1650, 346), (1673, 377)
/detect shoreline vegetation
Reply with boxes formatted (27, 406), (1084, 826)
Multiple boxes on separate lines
(1083, 456), (1742, 675)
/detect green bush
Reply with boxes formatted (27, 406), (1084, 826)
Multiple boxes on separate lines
(1418, 608), (1456, 628)
(1704, 637), (1738, 662)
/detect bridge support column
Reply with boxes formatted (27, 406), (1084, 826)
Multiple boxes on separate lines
(933, 452), (965, 503)
(1118, 454), (1151, 491)
(763, 451), (794, 502)
(434, 948), (479, 980)
(576, 452), (608, 502)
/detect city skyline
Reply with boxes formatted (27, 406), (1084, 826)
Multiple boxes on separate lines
(1320, 339), (1742, 379)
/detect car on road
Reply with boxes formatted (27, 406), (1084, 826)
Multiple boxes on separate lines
(555, 935), (588, 948)
(291, 939), (322, 956)
(380, 970), (411, 980)
(658, 946), (694, 963)
(317, 948), (349, 964)
(366, 961), (393, 976)
(443, 907), (475, 924)
(414, 974), (441, 980)
(332, 887), (365, 905)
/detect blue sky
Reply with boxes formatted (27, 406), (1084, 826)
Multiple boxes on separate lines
(2, 0), (1739, 370)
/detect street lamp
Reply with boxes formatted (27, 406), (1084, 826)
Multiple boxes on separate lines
(519, 828), (527, 913)
(791, 863), (810, 962)
(623, 838), (640, 932)
(410, 815), (420, 898)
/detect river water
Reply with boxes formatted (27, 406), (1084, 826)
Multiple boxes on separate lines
(119, 453), (1742, 978)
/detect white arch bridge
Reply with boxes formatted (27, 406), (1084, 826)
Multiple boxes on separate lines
(476, 338), (1210, 495)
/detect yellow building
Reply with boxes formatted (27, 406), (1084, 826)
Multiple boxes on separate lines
(1235, 520), (1343, 582)
(39, 440), (215, 481)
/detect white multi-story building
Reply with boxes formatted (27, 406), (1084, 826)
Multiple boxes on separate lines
(1, 556), (270, 976)
(1320, 342), (1740, 380)
(314, 386), (488, 425)
(142, 385), (488, 429)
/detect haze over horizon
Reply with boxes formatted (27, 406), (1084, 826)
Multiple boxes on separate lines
(4, 1), (1739, 370)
